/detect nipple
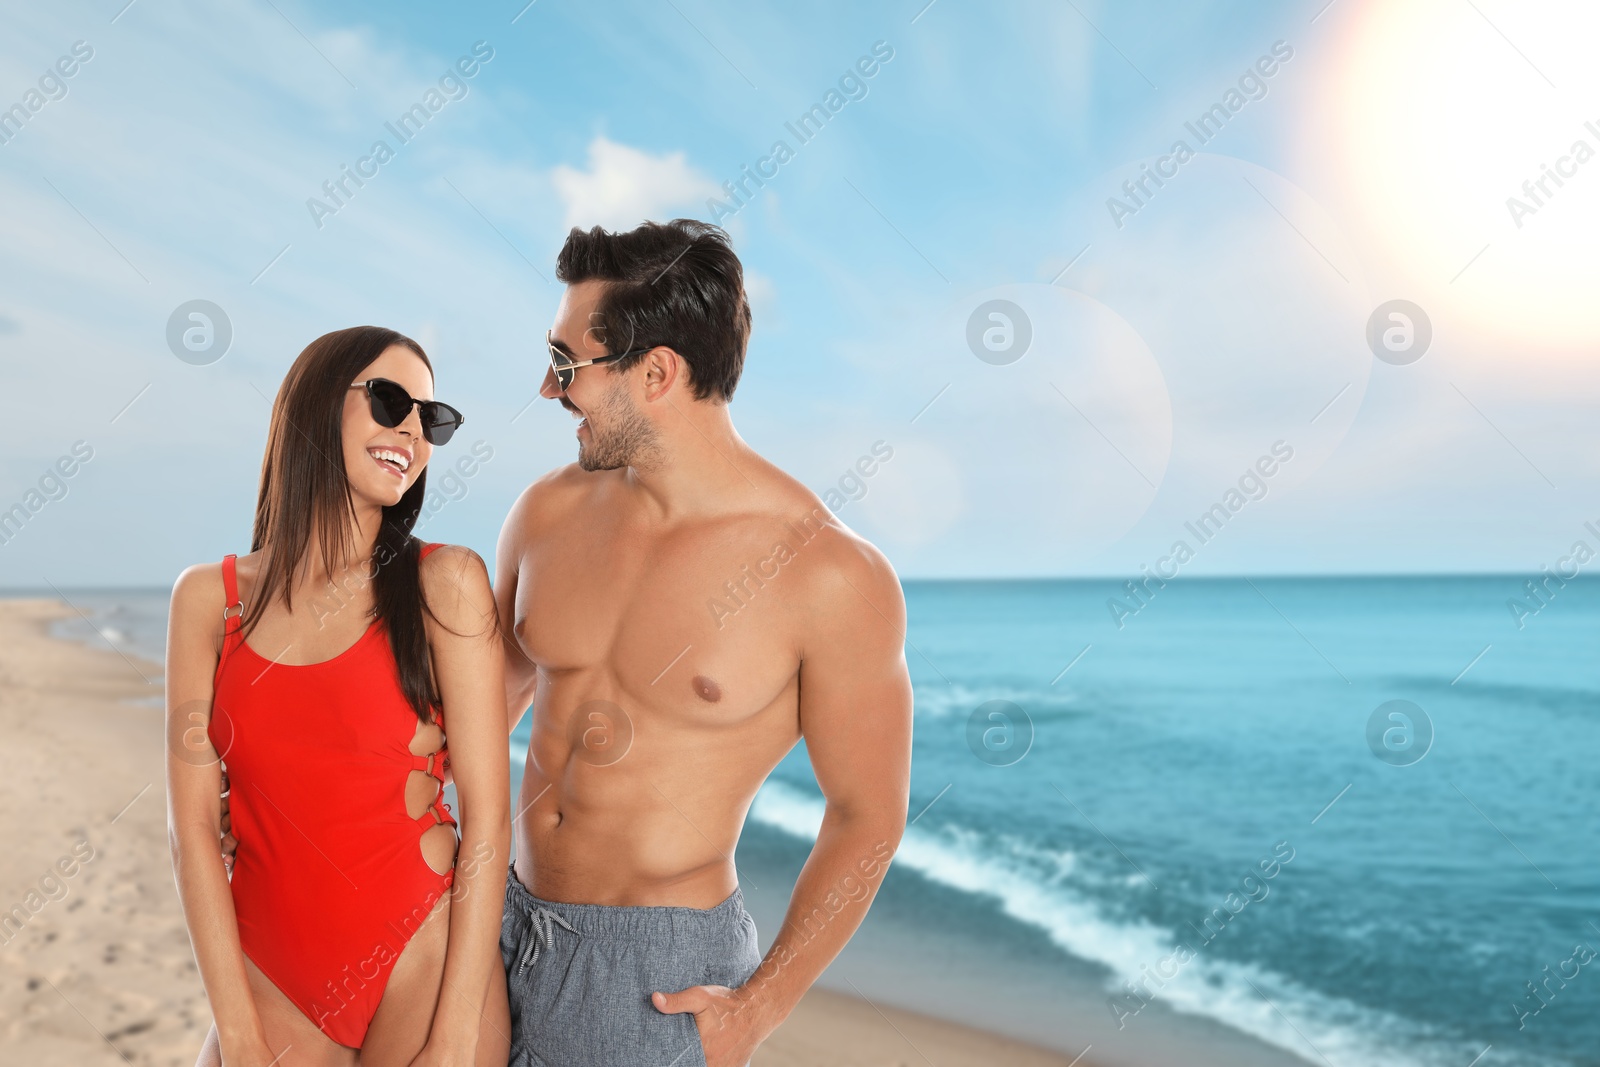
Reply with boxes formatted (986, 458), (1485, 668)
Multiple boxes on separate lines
(692, 675), (722, 703)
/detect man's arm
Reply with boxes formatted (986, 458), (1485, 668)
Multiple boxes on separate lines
(654, 535), (914, 1065)
(495, 484), (541, 736)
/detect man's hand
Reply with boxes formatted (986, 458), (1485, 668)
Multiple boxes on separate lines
(218, 764), (240, 875)
(651, 985), (765, 1067)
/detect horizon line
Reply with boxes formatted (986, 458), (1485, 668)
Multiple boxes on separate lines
(0, 568), (1575, 596)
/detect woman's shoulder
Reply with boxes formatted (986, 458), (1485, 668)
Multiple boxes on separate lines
(417, 541), (489, 581)
(171, 560), (224, 612)
(172, 548), (260, 600)
(417, 540), (478, 563)
(417, 542), (495, 626)
(169, 551), (249, 634)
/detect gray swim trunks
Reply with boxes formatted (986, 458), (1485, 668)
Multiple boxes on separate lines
(499, 862), (762, 1067)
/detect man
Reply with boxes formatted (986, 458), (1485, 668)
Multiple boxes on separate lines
(493, 218), (913, 1067)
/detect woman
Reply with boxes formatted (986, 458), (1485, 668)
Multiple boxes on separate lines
(166, 326), (511, 1066)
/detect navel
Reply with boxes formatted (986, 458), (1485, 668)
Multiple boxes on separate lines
(692, 675), (722, 703)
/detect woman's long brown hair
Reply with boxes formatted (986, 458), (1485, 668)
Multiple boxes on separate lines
(242, 325), (439, 723)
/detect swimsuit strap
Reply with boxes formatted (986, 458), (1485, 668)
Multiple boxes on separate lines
(217, 554), (245, 674)
(414, 796), (455, 830)
(413, 750), (457, 888)
(411, 750), (447, 779)
(221, 554), (243, 630)
(412, 745), (456, 831)
(419, 541), (444, 560)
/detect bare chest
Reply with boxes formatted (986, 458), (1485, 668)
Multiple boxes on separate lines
(513, 520), (818, 719)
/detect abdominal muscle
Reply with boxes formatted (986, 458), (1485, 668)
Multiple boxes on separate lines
(511, 677), (797, 908)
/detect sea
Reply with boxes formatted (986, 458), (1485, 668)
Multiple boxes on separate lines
(33, 575), (1600, 1067)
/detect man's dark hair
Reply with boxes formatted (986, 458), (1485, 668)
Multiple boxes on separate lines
(556, 219), (751, 402)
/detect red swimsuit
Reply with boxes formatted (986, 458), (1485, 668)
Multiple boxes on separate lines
(209, 545), (457, 1048)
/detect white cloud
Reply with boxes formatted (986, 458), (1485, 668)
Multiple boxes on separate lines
(743, 268), (777, 323)
(0, 1), (576, 585)
(549, 136), (720, 232)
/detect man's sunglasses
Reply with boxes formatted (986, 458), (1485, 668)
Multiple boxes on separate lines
(546, 330), (652, 392)
(349, 378), (465, 446)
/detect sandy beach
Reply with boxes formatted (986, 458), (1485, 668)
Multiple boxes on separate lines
(0, 597), (204, 1064)
(0, 597), (1101, 1066)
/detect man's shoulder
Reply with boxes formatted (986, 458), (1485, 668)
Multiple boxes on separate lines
(797, 512), (898, 596)
(751, 489), (904, 653)
(752, 474), (898, 603)
(506, 463), (609, 532)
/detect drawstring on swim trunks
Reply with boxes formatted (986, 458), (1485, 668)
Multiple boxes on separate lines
(518, 905), (577, 975)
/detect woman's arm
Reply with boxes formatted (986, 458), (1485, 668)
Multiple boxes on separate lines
(420, 546), (512, 1057)
(165, 564), (277, 1065)
(494, 486), (539, 736)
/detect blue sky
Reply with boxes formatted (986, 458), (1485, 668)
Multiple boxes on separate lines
(0, 0), (1595, 585)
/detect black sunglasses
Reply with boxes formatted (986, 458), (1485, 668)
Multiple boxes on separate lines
(546, 330), (653, 392)
(350, 378), (465, 446)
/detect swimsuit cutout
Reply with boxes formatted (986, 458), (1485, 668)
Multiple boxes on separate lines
(208, 543), (457, 1047)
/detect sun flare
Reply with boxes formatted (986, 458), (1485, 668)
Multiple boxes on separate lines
(1325, 0), (1600, 349)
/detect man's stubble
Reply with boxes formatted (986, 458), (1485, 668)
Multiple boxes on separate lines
(576, 380), (663, 473)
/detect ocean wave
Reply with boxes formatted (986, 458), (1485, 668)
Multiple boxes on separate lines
(748, 780), (1547, 1067)
(1391, 674), (1600, 717)
(911, 679), (1084, 722)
